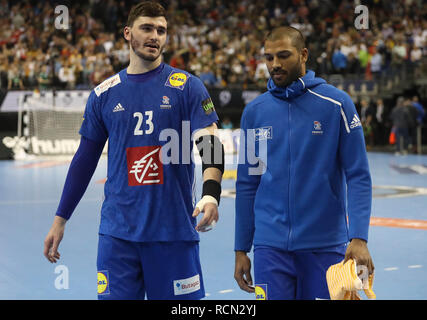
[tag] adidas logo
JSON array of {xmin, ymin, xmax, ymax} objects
[
  {"xmin": 350, "ymin": 114, "xmax": 361, "ymax": 129},
  {"xmin": 113, "ymin": 103, "xmax": 125, "ymax": 112}
]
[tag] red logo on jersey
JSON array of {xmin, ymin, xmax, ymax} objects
[{"xmin": 126, "ymin": 146, "xmax": 163, "ymax": 186}]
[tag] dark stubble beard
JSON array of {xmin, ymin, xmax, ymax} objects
[
  {"xmin": 271, "ymin": 55, "xmax": 303, "ymax": 88},
  {"xmin": 130, "ymin": 32, "xmax": 164, "ymax": 62}
]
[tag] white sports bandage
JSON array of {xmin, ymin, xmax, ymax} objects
[
  {"xmin": 195, "ymin": 195, "xmax": 218, "ymax": 232},
  {"xmin": 195, "ymin": 195, "xmax": 218, "ymax": 210}
]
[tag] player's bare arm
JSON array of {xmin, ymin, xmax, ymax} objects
[
  {"xmin": 192, "ymin": 122, "xmax": 224, "ymax": 232},
  {"xmin": 44, "ymin": 216, "xmax": 66, "ymax": 263},
  {"xmin": 234, "ymin": 251, "xmax": 255, "ymax": 293}
]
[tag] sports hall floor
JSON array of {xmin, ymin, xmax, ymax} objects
[{"xmin": 0, "ymin": 152, "xmax": 426, "ymax": 300}]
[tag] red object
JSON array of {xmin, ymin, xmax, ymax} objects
[
  {"xmin": 389, "ymin": 131, "xmax": 396, "ymax": 145},
  {"xmin": 126, "ymin": 146, "xmax": 164, "ymax": 186}
]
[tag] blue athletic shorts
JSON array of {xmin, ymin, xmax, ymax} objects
[
  {"xmin": 97, "ymin": 233, "xmax": 205, "ymax": 300},
  {"xmin": 253, "ymin": 245, "xmax": 346, "ymax": 300}
]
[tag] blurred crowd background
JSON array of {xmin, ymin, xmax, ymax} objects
[{"xmin": 0, "ymin": 0, "xmax": 426, "ymax": 150}]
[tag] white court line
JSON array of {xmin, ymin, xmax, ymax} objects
[
  {"xmin": 384, "ymin": 267, "xmax": 399, "ymax": 271},
  {"xmin": 218, "ymin": 289, "xmax": 234, "ymax": 294},
  {"xmin": 384, "ymin": 265, "xmax": 424, "ymax": 271}
]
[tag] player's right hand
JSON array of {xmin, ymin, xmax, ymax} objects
[
  {"xmin": 43, "ymin": 216, "xmax": 66, "ymax": 263},
  {"xmin": 193, "ymin": 195, "xmax": 219, "ymax": 232},
  {"xmin": 234, "ymin": 251, "xmax": 255, "ymax": 293}
]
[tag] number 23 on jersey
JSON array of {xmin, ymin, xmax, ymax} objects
[{"xmin": 133, "ymin": 111, "xmax": 154, "ymax": 135}]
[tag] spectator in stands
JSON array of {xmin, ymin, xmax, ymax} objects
[
  {"xmin": 242, "ymin": 68, "xmax": 257, "ymax": 89},
  {"xmin": 391, "ymin": 39, "xmax": 407, "ymax": 67},
  {"xmin": 0, "ymin": 58, "xmax": 7, "ymax": 89},
  {"xmin": 316, "ymin": 51, "xmax": 332, "ymax": 76},
  {"xmin": 7, "ymin": 62, "xmax": 24, "ymax": 90},
  {"xmin": 37, "ymin": 65, "xmax": 52, "ymax": 90},
  {"xmin": 374, "ymin": 98, "xmax": 386, "ymax": 145},
  {"xmin": 255, "ymin": 60, "xmax": 269, "ymax": 84},
  {"xmin": 254, "ymin": 66, "xmax": 268, "ymax": 88},
  {"xmin": 359, "ymin": 98, "xmax": 375, "ymax": 124},
  {"xmin": 357, "ymin": 43, "xmax": 370, "ymax": 78},
  {"xmin": 340, "ymin": 38, "xmax": 357, "ymax": 59},
  {"xmin": 0, "ymin": 0, "xmax": 9, "ymax": 18},
  {"xmin": 199, "ymin": 65, "xmax": 217, "ymax": 86},
  {"xmin": 188, "ymin": 54, "xmax": 202, "ymax": 76},
  {"xmin": 405, "ymin": 98, "xmax": 418, "ymax": 152},
  {"xmin": 332, "ymin": 45, "xmax": 347, "ymax": 74},
  {"xmin": 221, "ymin": 117, "xmax": 233, "ymax": 129},
  {"xmin": 410, "ymin": 44, "xmax": 423, "ymax": 70},
  {"xmin": 359, "ymin": 98, "xmax": 375, "ymax": 148},
  {"xmin": 363, "ymin": 113, "xmax": 374, "ymax": 150},
  {"xmin": 169, "ymin": 52, "xmax": 186, "ymax": 69},
  {"xmin": 390, "ymin": 97, "xmax": 412, "ymax": 155},
  {"xmin": 0, "ymin": 0, "xmax": 425, "ymax": 104},
  {"xmin": 412, "ymin": 96, "xmax": 426, "ymax": 126},
  {"xmin": 411, "ymin": 95, "xmax": 425, "ymax": 153},
  {"xmin": 213, "ymin": 66, "xmax": 226, "ymax": 88},
  {"xmin": 346, "ymin": 52, "xmax": 361, "ymax": 76},
  {"xmin": 370, "ymin": 47, "xmax": 382, "ymax": 80},
  {"xmin": 57, "ymin": 61, "xmax": 75, "ymax": 89},
  {"xmin": 22, "ymin": 58, "xmax": 37, "ymax": 88},
  {"xmin": 10, "ymin": 4, "xmax": 24, "ymax": 29}
]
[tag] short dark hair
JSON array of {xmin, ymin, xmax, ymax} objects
[
  {"xmin": 265, "ymin": 26, "xmax": 306, "ymax": 51},
  {"xmin": 127, "ymin": 1, "xmax": 167, "ymax": 27}
]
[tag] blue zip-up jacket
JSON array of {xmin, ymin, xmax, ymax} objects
[{"xmin": 235, "ymin": 70, "xmax": 372, "ymax": 252}]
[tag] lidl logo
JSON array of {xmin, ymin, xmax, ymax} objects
[
  {"xmin": 97, "ymin": 271, "xmax": 110, "ymax": 295},
  {"xmin": 166, "ymin": 72, "xmax": 188, "ymax": 90},
  {"xmin": 255, "ymin": 284, "xmax": 267, "ymax": 300}
]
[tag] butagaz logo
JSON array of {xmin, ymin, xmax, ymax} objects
[
  {"xmin": 126, "ymin": 146, "xmax": 163, "ymax": 186},
  {"xmin": 113, "ymin": 103, "xmax": 125, "ymax": 112},
  {"xmin": 173, "ymin": 274, "xmax": 201, "ymax": 296},
  {"xmin": 202, "ymin": 98, "xmax": 215, "ymax": 115},
  {"xmin": 160, "ymin": 96, "xmax": 171, "ymax": 109},
  {"xmin": 350, "ymin": 114, "xmax": 362, "ymax": 129},
  {"xmin": 312, "ymin": 121, "xmax": 323, "ymax": 135},
  {"xmin": 254, "ymin": 127, "xmax": 272, "ymax": 141}
]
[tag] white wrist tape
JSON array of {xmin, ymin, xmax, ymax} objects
[{"xmin": 195, "ymin": 195, "xmax": 218, "ymax": 211}]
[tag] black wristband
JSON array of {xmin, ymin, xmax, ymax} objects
[{"xmin": 202, "ymin": 179, "xmax": 222, "ymax": 205}]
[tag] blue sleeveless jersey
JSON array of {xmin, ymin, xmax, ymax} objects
[{"xmin": 80, "ymin": 63, "xmax": 218, "ymax": 242}]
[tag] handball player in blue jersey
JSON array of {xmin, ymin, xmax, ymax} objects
[
  {"xmin": 234, "ymin": 26, "xmax": 374, "ymax": 300},
  {"xmin": 43, "ymin": 2, "xmax": 224, "ymax": 300}
]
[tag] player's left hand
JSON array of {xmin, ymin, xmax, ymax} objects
[
  {"xmin": 344, "ymin": 238, "xmax": 375, "ymax": 275},
  {"xmin": 192, "ymin": 197, "xmax": 219, "ymax": 232}
]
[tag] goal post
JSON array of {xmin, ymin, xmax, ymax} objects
[{"xmin": 16, "ymin": 90, "xmax": 100, "ymax": 158}]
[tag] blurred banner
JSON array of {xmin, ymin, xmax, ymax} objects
[{"xmin": 0, "ymin": 89, "xmax": 262, "ymax": 113}]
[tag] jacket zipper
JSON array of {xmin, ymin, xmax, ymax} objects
[{"xmin": 287, "ymin": 102, "xmax": 292, "ymax": 251}]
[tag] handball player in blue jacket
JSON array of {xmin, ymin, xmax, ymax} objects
[{"xmin": 234, "ymin": 26, "xmax": 374, "ymax": 300}]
